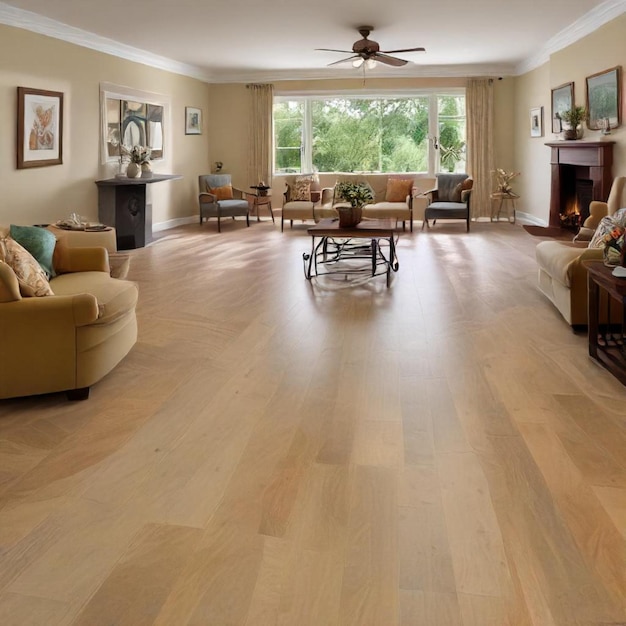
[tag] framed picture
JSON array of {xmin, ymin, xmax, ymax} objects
[
  {"xmin": 530, "ymin": 106, "xmax": 543, "ymax": 137},
  {"xmin": 586, "ymin": 66, "xmax": 621, "ymax": 130},
  {"xmin": 551, "ymin": 82, "xmax": 574, "ymax": 133},
  {"xmin": 185, "ymin": 107, "xmax": 202, "ymax": 135},
  {"xmin": 17, "ymin": 87, "xmax": 63, "ymax": 168}
]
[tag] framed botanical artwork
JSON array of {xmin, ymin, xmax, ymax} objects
[
  {"xmin": 530, "ymin": 106, "xmax": 543, "ymax": 137},
  {"xmin": 586, "ymin": 66, "xmax": 621, "ymax": 130},
  {"xmin": 185, "ymin": 107, "xmax": 202, "ymax": 135},
  {"xmin": 17, "ymin": 87, "xmax": 63, "ymax": 168},
  {"xmin": 551, "ymin": 82, "xmax": 574, "ymax": 133}
]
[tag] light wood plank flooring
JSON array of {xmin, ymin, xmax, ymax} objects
[{"xmin": 1, "ymin": 218, "xmax": 625, "ymax": 625}]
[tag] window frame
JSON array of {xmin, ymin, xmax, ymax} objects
[{"xmin": 273, "ymin": 89, "xmax": 466, "ymax": 176}]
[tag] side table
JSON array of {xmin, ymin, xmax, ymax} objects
[
  {"xmin": 246, "ymin": 188, "xmax": 275, "ymax": 223},
  {"xmin": 490, "ymin": 192, "xmax": 518, "ymax": 223},
  {"xmin": 584, "ymin": 260, "xmax": 626, "ymax": 385}
]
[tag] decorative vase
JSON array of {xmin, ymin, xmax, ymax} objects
[
  {"xmin": 563, "ymin": 126, "xmax": 584, "ymax": 140},
  {"xmin": 337, "ymin": 205, "xmax": 363, "ymax": 228},
  {"xmin": 141, "ymin": 162, "xmax": 153, "ymax": 178},
  {"xmin": 126, "ymin": 162, "xmax": 141, "ymax": 178}
]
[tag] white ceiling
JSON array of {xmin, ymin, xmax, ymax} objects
[{"xmin": 1, "ymin": 0, "xmax": 625, "ymax": 82}]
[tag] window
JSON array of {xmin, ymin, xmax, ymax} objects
[{"xmin": 273, "ymin": 92, "xmax": 465, "ymax": 175}]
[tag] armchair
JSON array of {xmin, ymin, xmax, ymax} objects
[
  {"xmin": 198, "ymin": 174, "xmax": 250, "ymax": 232},
  {"xmin": 280, "ymin": 174, "xmax": 336, "ymax": 231},
  {"xmin": 423, "ymin": 173, "xmax": 473, "ymax": 232}
]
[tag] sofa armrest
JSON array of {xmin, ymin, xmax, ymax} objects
[
  {"xmin": 0, "ymin": 292, "xmax": 99, "ymax": 327},
  {"xmin": 0, "ymin": 261, "xmax": 21, "ymax": 302},
  {"xmin": 64, "ymin": 247, "xmax": 110, "ymax": 274},
  {"xmin": 320, "ymin": 187, "xmax": 335, "ymax": 207}
]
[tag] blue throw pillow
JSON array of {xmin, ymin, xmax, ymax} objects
[{"xmin": 9, "ymin": 225, "xmax": 57, "ymax": 278}]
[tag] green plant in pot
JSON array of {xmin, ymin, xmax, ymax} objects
[
  {"xmin": 559, "ymin": 106, "xmax": 586, "ymax": 140},
  {"xmin": 335, "ymin": 181, "xmax": 374, "ymax": 227}
]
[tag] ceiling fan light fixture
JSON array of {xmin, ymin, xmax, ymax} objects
[
  {"xmin": 352, "ymin": 57, "xmax": 364, "ymax": 68},
  {"xmin": 365, "ymin": 58, "xmax": 377, "ymax": 69}
]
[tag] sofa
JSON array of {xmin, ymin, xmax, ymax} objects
[
  {"xmin": 280, "ymin": 174, "xmax": 337, "ymax": 231},
  {"xmin": 329, "ymin": 173, "xmax": 419, "ymax": 231},
  {"xmin": 535, "ymin": 176, "xmax": 626, "ymax": 326},
  {"xmin": 0, "ymin": 225, "xmax": 138, "ymax": 400}
]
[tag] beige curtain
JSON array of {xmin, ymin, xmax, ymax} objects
[
  {"xmin": 466, "ymin": 78, "xmax": 495, "ymax": 220},
  {"xmin": 247, "ymin": 83, "xmax": 274, "ymax": 188}
]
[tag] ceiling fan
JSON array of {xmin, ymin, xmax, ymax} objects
[{"xmin": 316, "ymin": 26, "xmax": 425, "ymax": 68}]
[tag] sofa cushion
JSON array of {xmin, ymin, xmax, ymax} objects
[
  {"xmin": 386, "ymin": 178, "xmax": 413, "ymax": 202},
  {"xmin": 0, "ymin": 237, "xmax": 54, "ymax": 297},
  {"xmin": 293, "ymin": 177, "xmax": 312, "ymax": 201},
  {"xmin": 10, "ymin": 224, "xmax": 57, "ymax": 278},
  {"xmin": 589, "ymin": 211, "xmax": 626, "ymax": 248},
  {"xmin": 50, "ymin": 271, "xmax": 138, "ymax": 325}
]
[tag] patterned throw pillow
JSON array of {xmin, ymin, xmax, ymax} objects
[
  {"xmin": 0, "ymin": 237, "xmax": 54, "ymax": 297},
  {"xmin": 386, "ymin": 179, "xmax": 414, "ymax": 202},
  {"xmin": 208, "ymin": 184, "xmax": 234, "ymax": 200},
  {"xmin": 10, "ymin": 224, "xmax": 57, "ymax": 278},
  {"xmin": 293, "ymin": 176, "xmax": 312, "ymax": 201},
  {"xmin": 588, "ymin": 210, "xmax": 626, "ymax": 248}
]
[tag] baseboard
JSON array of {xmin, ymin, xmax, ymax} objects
[
  {"xmin": 515, "ymin": 211, "xmax": 548, "ymax": 226},
  {"xmin": 152, "ymin": 215, "xmax": 197, "ymax": 232}
]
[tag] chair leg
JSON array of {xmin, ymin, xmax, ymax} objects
[
  {"xmin": 290, "ymin": 220, "xmax": 293, "ymax": 229},
  {"xmin": 410, "ymin": 219, "xmax": 413, "ymax": 233},
  {"xmin": 281, "ymin": 216, "xmax": 284, "ymax": 232},
  {"xmin": 467, "ymin": 216, "xmax": 470, "ymax": 232},
  {"xmin": 402, "ymin": 221, "xmax": 406, "ymax": 232},
  {"xmin": 246, "ymin": 213, "xmax": 250, "ymax": 227},
  {"xmin": 217, "ymin": 216, "xmax": 221, "ymax": 233}
]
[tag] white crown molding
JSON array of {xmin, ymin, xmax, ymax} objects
[
  {"xmin": 209, "ymin": 63, "xmax": 515, "ymax": 84},
  {"xmin": 0, "ymin": 1, "xmax": 213, "ymax": 81},
  {"xmin": 515, "ymin": 0, "xmax": 626, "ymax": 75},
  {"xmin": 1, "ymin": 0, "xmax": 625, "ymax": 84}
]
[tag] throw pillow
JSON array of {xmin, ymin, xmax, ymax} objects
[
  {"xmin": 209, "ymin": 184, "xmax": 234, "ymax": 200},
  {"xmin": 9, "ymin": 224, "xmax": 57, "ymax": 278},
  {"xmin": 386, "ymin": 179, "xmax": 414, "ymax": 203},
  {"xmin": 0, "ymin": 237, "xmax": 54, "ymax": 297},
  {"xmin": 293, "ymin": 177, "xmax": 312, "ymax": 201}
]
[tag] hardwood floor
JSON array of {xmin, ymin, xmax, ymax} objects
[{"xmin": 0, "ymin": 218, "xmax": 625, "ymax": 625}]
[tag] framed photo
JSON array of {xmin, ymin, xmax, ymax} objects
[
  {"xmin": 586, "ymin": 66, "xmax": 621, "ymax": 130},
  {"xmin": 551, "ymin": 82, "xmax": 574, "ymax": 133},
  {"xmin": 17, "ymin": 87, "xmax": 63, "ymax": 168},
  {"xmin": 530, "ymin": 106, "xmax": 543, "ymax": 137},
  {"xmin": 185, "ymin": 107, "xmax": 202, "ymax": 135}
]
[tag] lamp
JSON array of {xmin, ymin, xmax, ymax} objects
[
  {"xmin": 352, "ymin": 57, "xmax": 364, "ymax": 68},
  {"xmin": 365, "ymin": 58, "xmax": 377, "ymax": 70}
]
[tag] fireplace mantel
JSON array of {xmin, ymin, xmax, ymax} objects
[{"xmin": 545, "ymin": 140, "xmax": 615, "ymax": 227}]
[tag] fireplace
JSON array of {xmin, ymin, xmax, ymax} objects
[{"xmin": 546, "ymin": 141, "xmax": 614, "ymax": 229}]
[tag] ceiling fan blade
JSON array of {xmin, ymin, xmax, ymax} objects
[
  {"xmin": 327, "ymin": 55, "xmax": 361, "ymax": 66},
  {"xmin": 372, "ymin": 53, "xmax": 408, "ymax": 67},
  {"xmin": 315, "ymin": 48, "xmax": 353, "ymax": 53},
  {"xmin": 380, "ymin": 47, "xmax": 426, "ymax": 54}
]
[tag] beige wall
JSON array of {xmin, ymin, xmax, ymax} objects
[
  {"xmin": 514, "ymin": 13, "xmax": 626, "ymax": 223},
  {"xmin": 0, "ymin": 24, "xmax": 210, "ymax": 229}
]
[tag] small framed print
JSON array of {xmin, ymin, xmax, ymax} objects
[
  {"xmin": 185, "ymin": 106, "xmax": 202, "ymax": 135},
  {"xmin": 17, "ymin": 87, "xmax": 64, "ymax": 168},
  {"xmin": 551, "ymin": 81, "xmax": 574, "ymax": 129},
  {"xmin": 530, "ymin": 106, "xmax": 543, "ymax": 137}
]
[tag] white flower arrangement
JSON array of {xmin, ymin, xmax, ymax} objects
[{"xmin": 121, "ymin": 144, "xmax": 152, "ymax": 164}]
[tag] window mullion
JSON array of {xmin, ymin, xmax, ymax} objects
[
  {"xmin": 428, "ymin": 94, "xmax": 438, "ymax": 176},
  {"xmin": 303, "ymin": 100, "xmax": 313, "ymax": 173}
]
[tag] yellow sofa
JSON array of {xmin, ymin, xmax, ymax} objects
[{"xmin": 0, "ymin": 228, "xmax": 138, "ymax": 400}]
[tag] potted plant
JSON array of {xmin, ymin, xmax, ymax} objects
[
  {"xmin": 559, "ymin": 106, "xmax": 586, "ymax": 140},
  {"xmin": 335, "ymin": 181, "xmax": 374, "ymax": 227}
]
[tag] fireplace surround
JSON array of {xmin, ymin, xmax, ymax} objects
[{"xmin": 545, "ymin": 141, "xmax": 614, "ymax": 228}]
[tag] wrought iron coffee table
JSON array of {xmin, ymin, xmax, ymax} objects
[{"xmin": 303, "ymin": 218, "xmax": 399, "ymax": 287}]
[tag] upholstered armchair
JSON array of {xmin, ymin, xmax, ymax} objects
[
  {"xmin": 198, "ymin": 174, "xmax": 250, "ymax": 232},
  {"xmin": 423, "ymin": 173, "xmax": 473, "ymax": 232},
  {"xmin": 281, "ymin": 174, "xmax": 336, "ymax": 231}
]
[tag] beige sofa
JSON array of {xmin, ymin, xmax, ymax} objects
[
  {"xmin": 277, "ymin": 173, "xmax": 435, "ymax": 232},
  {"xmin": 535, "ymin": 176, "xmax": 626, "ymax": 326},
  {"xmin": 0, "ymin": 226, "xmax": 138, "ymax": 400}
]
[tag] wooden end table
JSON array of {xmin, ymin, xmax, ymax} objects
[{"xmin": 584, "ymin": 260, "xmax": 626, "ymax": 386}]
